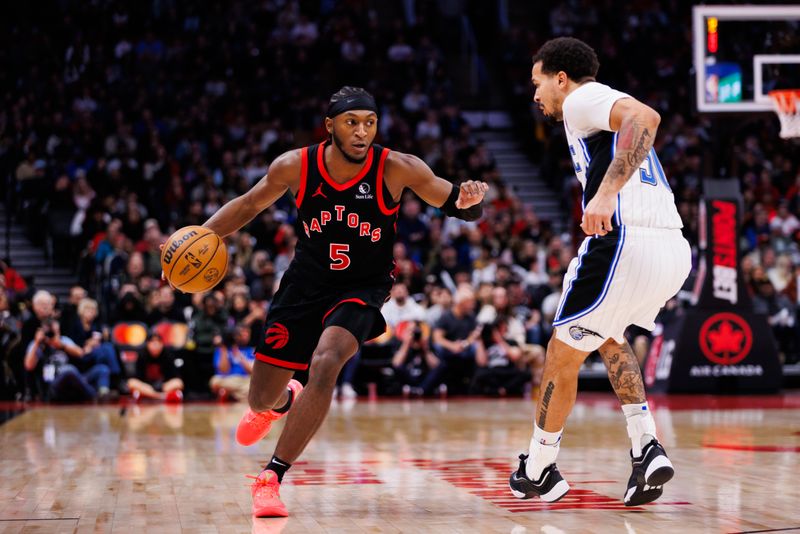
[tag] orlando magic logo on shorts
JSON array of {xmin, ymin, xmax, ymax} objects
[{"xmin": 569, "ymin": 325, "xmax": 604, "ymax": 341}]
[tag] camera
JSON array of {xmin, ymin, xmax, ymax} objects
[
  {"xmin": 480, "ymin": 322, "xmax": 496, "ymax": 345},
  {"xmin": 42, "ymin": 320, "xmax": 56, "ymax": 339},
  {"xmin": 412, "ymin": 327, "xmax": 423, "ymax": 341}
]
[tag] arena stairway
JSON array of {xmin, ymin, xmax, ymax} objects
[
  {"xmin": 480, "ymin": 129, "xmax": 565, "ymax": 231},
  {"xmin": 463, "ymin": 112, "xmax": 566, "ymax": 233},
  {"xmin": 0, "ymin": 203, "xmax": 76, "ymax": 302}
]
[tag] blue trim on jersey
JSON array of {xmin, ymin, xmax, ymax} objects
[
  {"xmin": 553, "ymin": 225, "xmax": 627, "ymax": 326},
  {"xmin": 611, "ymin": 132, "xmax": 622, "ymax": 226},
  {"xmin": 554, "ymin": 237, "xmax": 592, "ymax": 321},
  {"xmin": 578, "ymin": 138, "xmax": 592, "ymax": 163},
  {"xmin": 651, "ymin": 148, "xmax": 672, "ymax": 191}
]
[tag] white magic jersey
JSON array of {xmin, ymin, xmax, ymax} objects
[{"xmin": 563, "ymin": 82, "xmax": 683, "ymax": 230}]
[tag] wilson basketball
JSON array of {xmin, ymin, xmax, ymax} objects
[{"xmin": 160, "ymin": 226, "xmax": 228, "ymax": 293}]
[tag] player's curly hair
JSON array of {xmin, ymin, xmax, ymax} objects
[{"xmin": 532, "ymin": 37, "xmax": 599, "ymax": 82}]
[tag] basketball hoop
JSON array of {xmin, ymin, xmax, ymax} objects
[{"xmin": 768, "ymin": 89, "xmax": 800, "ymax": 139}]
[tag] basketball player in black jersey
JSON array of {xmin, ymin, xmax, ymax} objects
[{"xmin": 200, "ymin": 87, "xmax": 487, "ymax": 517}]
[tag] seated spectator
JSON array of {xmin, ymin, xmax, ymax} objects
[
  {"xmin": 226, "ymin": 290, "xmax": 266, "ymax": 343},
  {"xmin": 189, "ymin": 294, "xmax": 228, "ymax": 395},
  {"xmin": 127, "ymin": 333, "xmax": 184, "ymax": 402},
  {"xmin": 752, "ymin": 275, "xmax": 797, "ymax": 362},
  {"xmin": 425, "ymin": 286, "xmax": 452, "ymax": 326},
  {"xmin": 392, "ymin": 321, "xmax": 444, "ymax": 396},
  {"xmin": 209, "ymin": 325, "xmax": 255, "ymax": 402},
  {"xmin": 59, "ymin": 285, "xmax": 88, "ymax": 335},
  {"xmin": 432, "ymin": 285, "xmax": 481, "ymax": 393},
  {"xmin": 382, "ymin": 282, "xmax": 426, "ymax": 328},
  {"xmin": 111, "ymin": 284, "xmax": 148, "ymax": 324},
  {"xmin": 68, "ymin": 298, "xmax": 122, "ymax": 389},
  {"xmin": 471, "ymin": 319, "xmax": 531, "ymax": 396},
  {"xmin": 0, "ymin": 259, "xmax": 28, "ymax": 300},
  {"xmin": 24, "ymin": 319, "xmax": 110, "ymax": 402},
  {"xmin": 1, "ymin": 293, "xmax": 21, "ymax": 399},
  {"xmin": 147, "ymin": 285, "xmax": 185, "ymax": 323}
]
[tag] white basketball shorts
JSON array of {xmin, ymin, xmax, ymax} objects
[{"xmin": 552, "ymin": 226, "xmax": 691, "ymax": 352}]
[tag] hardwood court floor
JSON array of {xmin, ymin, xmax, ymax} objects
[{"xmin": 1, "ymin": 393, "xmax": 799, "ymax": 534}]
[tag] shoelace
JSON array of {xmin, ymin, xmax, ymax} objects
[
  {"xmin": 246, "ymin": 410, "xmax": 272, "ymax": 428},
  {"xmin": 245, "ymin": 474, "xmax": 279, "ymax": 499}
]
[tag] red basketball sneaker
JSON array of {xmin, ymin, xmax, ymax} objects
[
  {"xmin": 248, "ymin": 470, "xmax": 288, "ymax": 517},
  {"xmin": 165, "ymin": 390, "xmax": 183, "ymax": 403},
  {"xmin": 236, "ymin": 379, "xmax": 303, "ymax": 446}
]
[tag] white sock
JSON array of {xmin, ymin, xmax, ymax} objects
[
  {"xmin": 622, "ymin": 402, "xmax": 657, "ymax": 457},
  {"xmin": 526, "ymin": 423, "xmax": 562, "ymax": 481}
]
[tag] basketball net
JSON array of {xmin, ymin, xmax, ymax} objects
[{"xmin": 768, "ymin": 89, "xmax": 800, "ymax": 139}]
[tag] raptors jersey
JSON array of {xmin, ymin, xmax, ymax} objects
[
  {"xmin": 563, "ymin": 82, "xmax": 683, "ymax": 230},
  {"xmin": 285, "ymin": 141, "xmax": 399, "ymax": 287}
]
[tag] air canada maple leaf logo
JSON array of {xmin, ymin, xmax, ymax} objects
[{"xmin": 698, "ymin": 312, "xmax": 752, "ymax": 365}]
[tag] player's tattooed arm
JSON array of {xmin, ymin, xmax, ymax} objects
[
  {"xmin": 598, "ymin": 340, "xmax": 647, "ymax": 405},
  {"xmin": 581, "ymin": 98, "xmax": 660, "ymax": 236},
  {"xmin": 202, "ymin": 149, "xmax": 301, "ymax": 237}
]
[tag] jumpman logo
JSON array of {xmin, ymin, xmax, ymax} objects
[{"xmin": 312, "ymin": 183, "xmax": 327, "ymax": 199}]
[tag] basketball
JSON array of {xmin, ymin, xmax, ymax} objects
[{"xmin": 160, "ymin": 226, "xmax": 228, "ymax": 293}]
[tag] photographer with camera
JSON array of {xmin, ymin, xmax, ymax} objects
[
  {"xmin": 470, "ymin": 317, "xmax": 532, "ymax": 396},
  {"xmin": 210, "ymin": 324, "xmax": 255, "ymax": 402},
  {"xmin": 24, "ymin": 319, "xmax": 111, "ymax": 402},
  {"xmin": 392, "ymin": 321, "xmax": 445, "ymax": 396}
]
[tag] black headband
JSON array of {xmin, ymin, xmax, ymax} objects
[{"xmin": 326, "ymin": 94, "xmax": 378, "ymax": 118}]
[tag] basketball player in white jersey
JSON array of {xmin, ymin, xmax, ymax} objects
[{"xmin": 509, "ymin": 37, "xmax": 691, "ymax": 506}]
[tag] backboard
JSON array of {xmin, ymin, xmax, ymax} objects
[{"xmin": 693, "ymin": 5, "xmax": 800, "ymax": 113}]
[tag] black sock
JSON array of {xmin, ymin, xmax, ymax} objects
[
  {"xmin": 272, "ymin": 386, "xmax": 294, "ymax": 414},
  {"xmin": 265, "ymin": 456, "xmax": 292, "ymax": 482}
]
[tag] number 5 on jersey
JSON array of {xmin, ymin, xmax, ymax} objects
[{"xmin": 329, "ymin": 243, "xmax": 351, "ymax": 270}]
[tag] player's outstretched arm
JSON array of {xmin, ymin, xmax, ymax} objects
[
  {"xmin": 202, "ymin": 149, "xmax": 301, "ymax": 237},
  {"xmin": 582, "ymin": 99, "xmax": 661, "ymax": 235},
  {"xmin": 386, "ymin": 152, "xmax": 488, "ymax": 221}
]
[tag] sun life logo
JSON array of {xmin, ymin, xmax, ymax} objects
[{"xmin": 356, "ymin": 182, "xmax": 373, "ymax": 199}]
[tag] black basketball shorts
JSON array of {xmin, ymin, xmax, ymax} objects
[{"xmin": 254, "ymin": 276, "xmax": 390, "ymax": 371}]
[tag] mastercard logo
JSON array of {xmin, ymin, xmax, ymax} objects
[{"xmin": 112, "ymin": 323, "xmax": 148, "ymax": 347}]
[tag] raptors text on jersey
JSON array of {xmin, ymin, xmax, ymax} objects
[{"xmin": 285, "ymin": 141, "xmax": 399, "ymax": 287}]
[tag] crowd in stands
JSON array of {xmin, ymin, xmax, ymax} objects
[{"xmin": 2, "ymin": 1, "xmax": 799, "ymax": 401}]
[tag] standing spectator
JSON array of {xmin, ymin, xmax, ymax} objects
[{"xmin": 210, "ymin": 324, "xmax": 255, "ymax": 402}]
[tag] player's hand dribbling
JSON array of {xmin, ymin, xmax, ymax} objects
[
  {"xmin": 581, "ymin": 192, "xmax": 616, "ymax": 236},
  {"xmin": 455, "ymin": 180, "xmax": 489, "ymax": 209}
]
